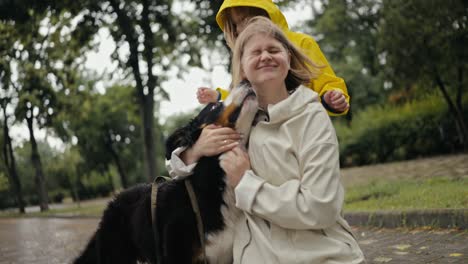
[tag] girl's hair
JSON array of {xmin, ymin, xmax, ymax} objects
[
  {"xmin": 231, "ymin": 16, "xmax": 321, "ymax": 91},
  {"xmin": 220, "ymin": 6, "xmax": 269, "ymax": 49}
]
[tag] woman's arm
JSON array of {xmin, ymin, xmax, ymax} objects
[
  {"xmin": 166, "ymin": 125, "xmax": 241, "ymax": 176},
  {"xmin": 234, "ymin": 142, "xmax": 343, "ymax": 230}
]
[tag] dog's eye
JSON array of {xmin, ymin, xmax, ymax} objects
[{"xmin": 210, "ymin": 102, "xmax": 222, "ymax": 111}]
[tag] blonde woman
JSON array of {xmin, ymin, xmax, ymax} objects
[{"xmin": 218, "ymin": 16, "xmax": 365, "ymax": 263}]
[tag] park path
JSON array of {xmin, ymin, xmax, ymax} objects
[
  {"xmin": 0, "ymin": 217, "xmax": 466, "ymax": 264},
  {"xmin": 1, "ymin": 154, "xmax": 467, "ymax": 263}
]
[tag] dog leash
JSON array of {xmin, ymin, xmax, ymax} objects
[
  {"xmin": 151, "ymin": 176, "xmax": 170, "ymax": 264},
  {"xmin": 151, "ymin": 176, "xmax": 208, "ymax": 264},
  {"xmin": 184, "ymin": 180, "xmax": 208, "ymax": 264}
]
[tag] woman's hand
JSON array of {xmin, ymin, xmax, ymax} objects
[
  {"xmin": 220, "ymin": 146, "xmax": 251, "ymax": 188},
  {"xmin": 181, "ymin": 124, "xmax": 240, "ymax": 164},
  {"xmin": 323, "ymin": 90, "xmax": 349, "ymax": 113},
  {"xmin": 197, "ymin": 87, "xmax": 220, "ymax": 104}
]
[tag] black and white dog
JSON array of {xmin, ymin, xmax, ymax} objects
[{"xmin": 74, "ymin": 83, "xmax": 258, "ymax": 264}]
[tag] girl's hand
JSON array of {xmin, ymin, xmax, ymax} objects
[
  {"xmin": 220, "ymin": 146, "xmax": 251, "ymax": 188},
  {"xmin": 181, "ymin": 124, "xmax": 240, "ymax": 164},
  {"xmin": 197, "ymin": 87, "xmax": 220, "ymax": 104},
  {"xmin": 323, "ymin": 90, "xmax": 349, "ymax": 113}
]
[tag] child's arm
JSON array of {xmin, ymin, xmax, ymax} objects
[
  {"xmin": 293, "ymin": 32, "xmax": 350, "ymax": 116},
  {"xmin": 196, "ymin": 87, "xmax": 230, "ymax": 104},
  {"xmin": 197, "ymin": 87, "xmax": 219, "ymax": 104}
]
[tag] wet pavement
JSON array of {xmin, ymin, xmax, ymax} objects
[
  {"xmin": 0, "ymin": 218, "xmax": 466, "ymax": 264},
  {"xmin": 0, "ymin": 218, "xmax": 96, "ymax": 264}
]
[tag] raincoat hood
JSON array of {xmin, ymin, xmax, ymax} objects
[{"xmin": 216, "ymin": 0, "xmax": 289, "ymax": 32}]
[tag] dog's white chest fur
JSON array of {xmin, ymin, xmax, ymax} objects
[{"xmin": 204, "ymin": 183, "xmax": 242, "ymax": 264}]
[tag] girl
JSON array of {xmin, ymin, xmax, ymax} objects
[{"xmin": 197, "ymin": 0, "xmax": 349, "ymax": 116}]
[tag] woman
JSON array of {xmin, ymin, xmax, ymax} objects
[
  {"xmin": 170, "ymin": 16, "xmax": 365, "ymax": 264},
  {"xmin": 197, "ymin": 0, "xmax": 350, "ymax": 116}
]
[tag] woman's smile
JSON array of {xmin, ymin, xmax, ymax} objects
[{"xmin": 242, "ymin": 34, "xmax": 290, "ymax": 86}]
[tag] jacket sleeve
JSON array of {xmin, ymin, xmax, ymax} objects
[
  {"xmin": 215, "ymin": 87, "xmax": 230, "ymax": 101},
  {"xmin": 234, "ymin": 141, "xmax": 344, "ymax": 230},
  {"xmin": 165, "ymin": 147, "xmax": 197, "ymax": 178},
  {"xmin": 297, "ymin": 34, "xmax": 350, "ymax": 116}
]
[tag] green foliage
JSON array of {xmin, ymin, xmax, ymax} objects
[
  {"xmin": 0, "ymin": 167, "xmax": 12, "ymax": 214},
  {"xmin": 79, "ymin": 170, "xmax": 113, "ymax": 199},
  {"xmin": 345, "ymin": 177, "xmax": 468, "ymax": 211},
  {"xmin": 0, "ymin": 173, "xmax": 9, "ymax": 192},
  {"xmin": 309, "ymin": 0, "xmax": 386, "ymax": 110},
  {"xmin": 336, "ymin": 93, "xmax": 468, "ymax": 167},
  {"xmin": 161, "ymin": 109, "xmax": 199, "ymax": 138},
  {"xmin": 379, "ymin": 0, "xmax": 467, "ymax": 87}
]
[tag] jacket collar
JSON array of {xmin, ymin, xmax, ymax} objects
[{"xmin": 264, "ymin": 85, "xmax": 318, "ymax": 124}]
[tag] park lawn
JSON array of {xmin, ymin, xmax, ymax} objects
[
  {"xmin": 1, "ymin": 177, "xmax": 466, "ymax": 218},
  {"xmin": 344, "ymin": 176, "xmax": 468, "ymax": 211},
  {"xmin": 0, "ymin": 203, "xmax": 106, "ymax": 218}
]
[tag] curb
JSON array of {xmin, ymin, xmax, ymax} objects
[
  {"xmin": 344, "ymin": 208, "xmax": 468, "ymax": 229},
  {"xmin": 4, "ymin": 209, "xmax": 467, "ymax": 229}
]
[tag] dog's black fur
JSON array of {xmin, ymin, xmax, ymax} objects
[{"xmin": 74, "ymin": 85, "xmax": 257, "ymax": 264}]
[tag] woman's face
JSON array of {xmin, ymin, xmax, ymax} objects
[{"xmin": 241, "ymin": 34, "xmax": 290, "ymax": 87}]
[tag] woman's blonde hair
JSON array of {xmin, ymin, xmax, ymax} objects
[
  {"xmin": 231, "ymin": 16, "xmax": 321, "ymax": 91},
  {"xmin": 220, "ymin": 6, "xmax": 269, "ymax": 49}
]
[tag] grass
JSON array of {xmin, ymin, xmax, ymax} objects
[
  {"xmin": 1, "ymin": 176, "xmax": 467, "ymax": 218},
  {"xmin": 344, "ymin": 177, "xmax": 468, "ymax": 212},
  {"xmin": 0, "ymin": 199, "xmax": 108, "ymax": 218}
]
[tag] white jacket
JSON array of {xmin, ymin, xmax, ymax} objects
[{"xmin": 232, "ymin": 86, "xmax": 364, "ymax": 263}]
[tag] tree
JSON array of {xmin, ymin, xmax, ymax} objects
[
  {"xmin": 61, "ymin": 83, "xmax": 143, "ymax": 189},
  {"xmin": 0, "ymin": 98, "xmax": 26, "ymax": 213},
  {"xmin": 379, "ymin": 0, "xmax": 468, "ymax": 149},
  {"xmin": 0, "ymin": 22, "xmax": 27, "ymax": 213},
  {"xmin": 53, "ymin": 0, "xmax": 224, "ymax": 181},
  {"xmin": 308, "ymin": 0, "xmax": 385, "ymax": 112},
  {"xmin": 0, "ymin": 1, "xmax": 94, "ymax": 211}
]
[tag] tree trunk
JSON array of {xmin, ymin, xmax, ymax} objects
[
  {"xmin": 2, "ymin": 108, "xmax": 25, "ymax": 213},
  {"xmin": 140, "ymin": 0, "xmax": 160, "ymax": 181},
  {"xmin": 434, "ymin": 72, "xmax": 468, "ymax": 151},
  {"xmin": 105, "ymin": 133, "xmax": 128, "ymax": 188},
  {"xmin": 26, "ymin": 116, "xmax": 49, "ymax": 211},
  {"xmin": 110, "ymin": 0, "xmax": 158, "ymax": 182},
  {"xmin": 456, "ymin": 65, "xmax": 463, "ymax": 113},
  {"xmin": 141, "ymin": 95, "xmax": 158, "ymax": 182},
  {"xmin": 70, "ymin": 179, "xmax": 80, "ymax": 208}
]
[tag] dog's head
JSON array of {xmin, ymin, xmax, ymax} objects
[{"xmin": 165, "ymin": 82, "xmax": 258, "ymax": 159}]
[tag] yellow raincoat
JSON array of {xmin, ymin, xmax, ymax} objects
[{"xmin": 216, "ymin": 0, "xmax": 350, "ymax": 116}]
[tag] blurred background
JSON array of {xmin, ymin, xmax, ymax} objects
[{"xmin": 0, "ymin": 0, "xmax": 466, "ymax": 213}]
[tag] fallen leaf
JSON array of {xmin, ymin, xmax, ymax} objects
[
  {"xmin": 449, "ymin": 253, "xmax": 463, "ymax": 257},
  {"xmin": 393, "ymin": 244, "xmax": 411, "ymax": 250},
  {"xmin": 394, "ymin": 251, "xmax": 409, "ymax": 255},
  {"xmin": 373, "ymin": 256, "xmax": 392, "ymax": 263},
  {"xmin": 359, "ymin": 239, "xmax": 378, "ymax": 245}
]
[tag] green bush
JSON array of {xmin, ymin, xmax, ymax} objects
[
  {"xmin": 78, "ymin": 171, "xmax": 114, "ymax": 199},
  {"xmin": 336, "ymin": 93, "xmax": 467, "ymax": 167}
]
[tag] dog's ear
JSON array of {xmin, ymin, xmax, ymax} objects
[{"xmin": 197, "ymin": 102, "xmax": 224, "ymax": 125}]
